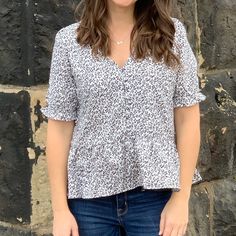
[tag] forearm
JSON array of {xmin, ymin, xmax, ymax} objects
[
  {"xmin": 45, "ymin": 120, "xmax": 74, "ymax": 214},
  {"xmin": 172, "ymin": 117, "xmax": 201, "ymax": 200}
]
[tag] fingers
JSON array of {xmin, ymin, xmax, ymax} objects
[
  {"xmin": 159, "ymin": 213, "xmax": 165, "ymax": 235},
  {"xmin": 170, "ymin": 227, "xmax": 179, "ymax": 236},
  {"xmin": 71, "ymin": 225, "xmax": 79, "ymax": 236},
  {"xmin": 159, "ymin": 214, "xmax": 174, "ymax": 236},
  {"xmin": 54, "ymin": 226, "xmax": 79, "ymax": 236},
  {"xmin": 161, "ymin": 220, "xmax": 173, "ymax": 236},
  {"xmin": 52, "ymin": 215, "xmax": 79, "ymax": 236},
  {"xmin": 175, "ymin": 225, "xmax": 187, "ymax": 236},
  {"xmin": 159, "ymin": 216, "xmax": 188, "ymax": 236},
  {"xmin": 177, "ymin": 223, "xmax": 187, "ymax": 236},
  {"xmin": 180, "ymin": 224, "xmax": 187, "ymax": 235}
]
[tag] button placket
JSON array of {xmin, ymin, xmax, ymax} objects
[
  {"xmin": 123, "ymin": 76, "xmax": 133, "ymax": 149},
  {"xmin": 119, "ymin": 68, "xmax": 135, "ymax": 190}
]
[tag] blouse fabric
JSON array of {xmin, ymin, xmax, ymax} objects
[{"xmin": 41, "ymin": 17, "xmax": 206, "ymax": 199}]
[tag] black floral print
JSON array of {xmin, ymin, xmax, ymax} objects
[{"xmin": 41, "ymin": 17, "xmax": 206, "ymax": 199}]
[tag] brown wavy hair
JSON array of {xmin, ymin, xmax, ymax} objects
[{"xmin": 74, "ymin": 0, "xmax": 180, "ymax": 69}]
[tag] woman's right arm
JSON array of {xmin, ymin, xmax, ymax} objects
[
  {"xmin": 40, "ymin": 27, "xmax": 80, "ymax": 235},
  {"xmin": 46, "ymin": 119, "xmax": 74, "ymax": 213},
  {"xmin": 46, "ymin": 119, "xmax": 79, "ymax": 236}
]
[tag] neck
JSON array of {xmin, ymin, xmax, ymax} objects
[{"xmin": 107, "ymin": 1, "xmax": 136, "ymax": 28}]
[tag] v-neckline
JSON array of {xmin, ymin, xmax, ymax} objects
[
  {"xmin": 106, "ymin": 55, "xmax": 132, "ymax": 71},
  {"xmin": 88, "ymin": 45, "xmax": 134, "ymax": 71}
]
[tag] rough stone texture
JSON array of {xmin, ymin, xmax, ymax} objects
[
  {"xmin": 187, "ymin": 184, "xmax": 211, "ymax": 236},
  {"xmin": 0, "ymin": 91, "xmax": 32, "ymax": 224},
  {"xmin": 174, "ymin": 0, "xmax": 198, "ymax": 53},
  {"xmin": 0, "ymin": 0, "xmax": 236, "ymax": 235},
  {"xmin": 0, "ymin": 85, "xmax": 53, "ymax": 236},
  {"xmin": 212, "ymin": 178, "xmax": 236, "ymax": 236},
  {"xmin": 197, "ymin": 0, "xmax": 236, "ymax": 70},
  {"xmin": 199, "ymin": 70, "xmax": 236, "ymax": 180},
  {"xmin": 0, "ymin": 225, "xmax": 36, "ymax": 236},
  {"xmin": 33, "ymin": 0, "xmax": 80, "ymax": 84},
  {"xmin": 29, "ymin": 87, "xmax": 53, "ymax": 235},
  {"xmin": 0, "ymin": 0, "xmax": 24, "ymax": 85}
]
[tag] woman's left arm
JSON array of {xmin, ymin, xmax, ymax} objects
[
  {"xmin": 172, "ymin": 104, "xmax": 202, "ymax": 201},
  {"xmin": 159, "ymin": 105, "xmax": 202, "ymax": 236},
  {"xmin": 159, "ymin": 18, "xmax": 206, "ymax": 236}
]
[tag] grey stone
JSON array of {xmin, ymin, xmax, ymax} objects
[
  {"xmin": 199, "ymin": 70, "xmax": 236, "ymax": 180},
  {"xmin": 197, "ymin": 0, "xmax": 236, "ymax": 69},
  {"xmin": 187, "ymin": 185, "xmax": 211, "ymax": 236},
  {"xmin": 0, "ymin": 0, "xmax": 24, "ymax": 85},
  {"xmin": 34, "ymin": 0, "xmax": 80, "ymax": 84},
  {"xmin": 0, "ymin": 1, "xmax": 236, "ymax": 235},
  {"xmin": 174, "ymin": 0, "xmax": 198, "ymax": 53},
  {"xmin": 212, "ymin": 178, "xmax": 236, "ymax": 236},
  {"xmin": 0, "ymin": 91, "xmax": 32, "ymax": 224},
  {"xmin": 0, "ymin": 225, "xmax": 37, "ymax": 236}
]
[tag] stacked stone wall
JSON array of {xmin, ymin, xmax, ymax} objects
[{"xmin": 0, "ymin": 1, "xmax": 235, "ymax": 235}]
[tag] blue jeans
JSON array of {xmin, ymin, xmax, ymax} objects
[{"xmin": 67, "ymin": 186, "xmax": 172, "ymax": 236}]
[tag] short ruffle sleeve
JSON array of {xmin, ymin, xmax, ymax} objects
[
  {"xmin": 173, "ymin": 19, "xmax": 206, "ymax": 107},
  {"xmin": 41, "ymin": 29, "xmax": 78, "ymax": 121}
]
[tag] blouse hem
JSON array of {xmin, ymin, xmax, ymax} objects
[
  {"xmin": 66, "ymin": 179, "xmax": 203, "ymax": 199},
  {"xmin": 173, "ymin": 92, "xmax": 206, "ymax": 108},
  {"xmin": 41, "ymin": 107, "xmax": 77, "ymax": 121}
]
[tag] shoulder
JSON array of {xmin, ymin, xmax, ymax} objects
[
  {"xmin": 58, "ymin": 21, "xmax": 80, "ymax": 35},
  {"xmin": 54, "ymin": 21, "xmax": 81, "ymax": 45},
  {"xmin": 170, "ymin": 17, "xmax": 188, "ymax": 41},
  {"xmin": 170, "ymin": 17, "xmax": 189, "ymax": 48},
  {"xmin": 171, "ymin": 17, "xmax": 186, "ymax": 32}
]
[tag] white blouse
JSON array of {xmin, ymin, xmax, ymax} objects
[{"xmin": 41, "ymin": 17, "xmax": 206, "ymax": 199}]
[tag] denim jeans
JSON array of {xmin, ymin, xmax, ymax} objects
[{"xmin": 67, "ymin": 186, "xmax": 172, "ymax": 236}]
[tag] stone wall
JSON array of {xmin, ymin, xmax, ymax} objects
[{"xmin": 0, "ymin": 0, "xmax": 235, "ymax": 235}]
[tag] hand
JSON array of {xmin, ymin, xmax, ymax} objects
[
  {"xmin": 159, "ymin": 194, "xmax": 189, "ymax": 236},
  {"xmin": 52, "ymin": 209, "xmax": 79, "ymax": 236}
]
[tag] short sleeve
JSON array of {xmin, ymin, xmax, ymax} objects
[
  {"xmin": 41, "ymin": 29, "xmax": 78, "ymax": 121},
  {"xmin": 172, "ymin": 19, "xmax": 206, "ymax": 107}
]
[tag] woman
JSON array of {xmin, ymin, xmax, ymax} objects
[{"xmin": 41, "ymin": 0, "xmax": 206, "ymax": 235}]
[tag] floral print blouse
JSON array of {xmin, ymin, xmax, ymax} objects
[{"xmin": 41, "ymin": 17, "xmax": 206, "ymax": 199}]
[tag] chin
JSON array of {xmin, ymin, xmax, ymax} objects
[{"xmin": 111, "ymin": 0, "xmax": 136, "ymax": 7}]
